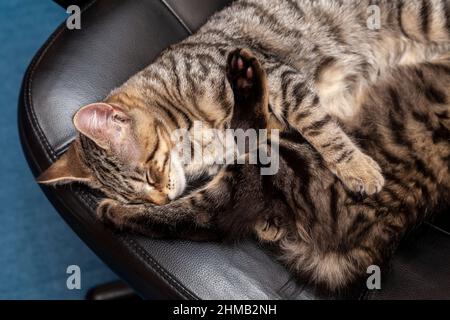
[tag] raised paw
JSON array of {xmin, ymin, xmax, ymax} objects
[
  {"xmin": 254, "ymin": 217, "xmax": 286, "ymax": 243},
  {"xmin": 226, "ymin": 48, "xmax": 267, "ymax": 98},
  {"xmin": 334, "ymin": 151, "xmax": 385, "ymax": 196},
  {"xmin": 226, "ymin": 48, "xmax": 269, "ymax": 125}
]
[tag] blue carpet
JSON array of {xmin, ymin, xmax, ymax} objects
[{"xmin": 0, "ymin": 0, "xmax": 118, "ymax": 299}]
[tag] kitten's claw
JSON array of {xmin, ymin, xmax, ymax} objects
[
  {"xmin": 334, "ymin": 152, "xmax": 385, "ymax": 196},
  {"xmin": 254, "ymin": 217, "xmax": 285, "ymax": 242}
]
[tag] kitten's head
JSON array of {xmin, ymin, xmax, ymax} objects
[{"xmin": 37, "ymin": 102, "xmax": 186, "ymax": 205}]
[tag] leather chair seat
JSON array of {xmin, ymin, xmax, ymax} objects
[{"xmin": 19, "ymin": 0, "xmax": 450, "ymax": 299}]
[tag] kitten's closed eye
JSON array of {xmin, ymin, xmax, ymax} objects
[{"xmin": 112, "ymin": 113, "xmax": 130, "ymax": 124}]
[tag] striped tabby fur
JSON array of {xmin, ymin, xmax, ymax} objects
[
  {"xmin": 38, "ymin": 0, "xmax": 450, "ymax": 290},
  {"xmin": 98, "ymin": 48, "xmax": 450, "ymax": 291},
  {"xmin": 41, "ymin": 0, "xmax": 450, "ymax": 203}
]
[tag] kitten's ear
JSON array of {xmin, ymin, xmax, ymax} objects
[
  {"xmin": 73, "ymin": 102, "xmax": 130, "ymax": 149},
  {"xmin": 37, "ymin": 143, "xmax": 92, "ymax": 185}
]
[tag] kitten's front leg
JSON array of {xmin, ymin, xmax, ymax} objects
[
  {"xmin": 290, "ymin": 99, "xmax": 384, "ymax": 195},
  {"xmin": 267, "ymin": 64, "xmax": 384, "ymax": 195},
  {"xmin": 97, "ymin": 196, "xmax": 211, "ymax": 231},
  {"xmin": 97, "ymin": 169, "xmax": 233, "ymax": 237},
  {"xmin": 97, "ymin": 198, "xmax": 218, "ymax": 241}
]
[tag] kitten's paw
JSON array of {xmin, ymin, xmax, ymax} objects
[
  {"xmin": 97, "ymin": 199, "xmax": 148, "ymax": 225},
  {"xmin": 335, "ymin": 152, "xmax": 384, "ymax": 195},
  {"xmin": 226, "ymin": 48, "xmax": 265, "ymax": 95},
  {"xmin": 254, "ymin": 217, "xmax": 286, "ymax": 242},
  {"xmin": 97, "ymin": 199, "xmax": 125, "ymax": 229}
]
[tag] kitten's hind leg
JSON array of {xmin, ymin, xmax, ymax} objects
[
  {"xmin": 226, "ymin": 49, "xmax": 289, "ymax": 243},
  {"xmin": 226, "ymin": 48, "xmax": 270, "ymax": 129}
]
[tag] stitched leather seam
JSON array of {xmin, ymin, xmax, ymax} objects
[
  {"xmin": 24, "ymin": 0, "xmax": 98, "ymax": 161},
  {"xmin": 425, "ymin": 222, "xmax": 450, "ymax": 237},
  {"xmin": 23, "ymin": 0, "xmax": 198, "ymax": 300},
  {"xmin": 123, "ymin": 237, "xmax": 199, "ymax": 300},
  {"xmin": 25, "ymin": 26, "xmax": 66, "ymax": 160},
  {"xmin": 160, "ymin": 0, "xmax": 193, "ymax": 34},
  {"xmin": 79, "ymin": 189, "xmax": 198, "ymax": 300}
]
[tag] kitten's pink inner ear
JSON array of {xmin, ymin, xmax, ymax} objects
[{"xmin": 73, "ymin": 103, "xmax": 129, "ymax": 149}]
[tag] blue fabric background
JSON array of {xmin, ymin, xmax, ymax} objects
[{"xmin": 0, "ymin": 0, "xmax": 118, "ymax": 299}]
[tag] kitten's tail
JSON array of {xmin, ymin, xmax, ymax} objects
[{"xmin": 278, "ymin": 238, "xmax": 369, "ymax": 291}]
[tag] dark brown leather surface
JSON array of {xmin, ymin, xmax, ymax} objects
[{"xmin": 19, "ymin": 0, "xmax": 450, "ymax": 299}]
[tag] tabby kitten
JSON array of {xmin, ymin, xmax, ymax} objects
[
  {"xmin": 38, "ymin": 0, "xmax": 450, "ymax": 202},
  {"xmin": 98, "ymin": 48, "xmax": 450, "ymax": 291}
]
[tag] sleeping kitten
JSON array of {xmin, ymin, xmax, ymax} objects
[
  {"xmin": 36, "ymin": 1, "xmax": 450, "ymax": 203},
  {"xmin": 97, "ymin": 48, "xmax": 450, "ymax": 291}
]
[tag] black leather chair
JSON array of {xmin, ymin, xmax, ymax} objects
[{"xmin": 19, "ymin": 0, "xmax": 450, "ymax": 299}]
